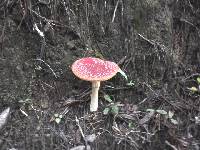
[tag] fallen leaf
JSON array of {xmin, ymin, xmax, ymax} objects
[
  {"xmin": 0, "ymin": 107, "xmax": 10, "ymax": 129},
  {"xmin": 85, "ymin": 134, "xmax": 96, "ymax": 143},
  {"xmin": 111, "ymin": 105, "xmax": 119, "ymax": 115},
  {"xmin": 168, "ymin": 111, "xmax": 174, "ymax": 119},
  {"xmin": 104, "ymin": 94, "xmax": 112, "ymax": 103},
  {"xmin": 103, "ymin": 108, "xmax": 110, "ymax": 115},
  {"xmin": 170, "ymin": 118, "xmax": 178, "ymax": 125},
  {"xmin": 156, "ymin": 109, "xmax": 168, "ymax": 115}
]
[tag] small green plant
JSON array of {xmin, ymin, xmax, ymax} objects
[
  {"xmin": 104, "ymin": 94, "xmax": 112, "ymax": 103},
  {"xmin": 146, "ymin": 109, "xmax": 178, "ymax": 125},
  {"xmin": 188, "ymin": 77, "xmax": 200, "ymax": 93},
  {"xmin": 118, "ymin": 69, "xmax": 135, "ymax": 86},
  {"xmin": 126, "ymin": 80, "xmax": 135, "ymax": 86},
  {"xmin": 128, "ymin": 121, "xmax": 135, "ymax": 128},
  {"xmin": 118, "ymin": 69, "xmax": 128, "ymax": 81},
  {"xmin": 50, "ymin": 113, "xmax": 63, "ymax": 124},
  {"xmin": 103, "ymin": 94, "xmax": 119, "ymax": 115},
  {"xmin": 103, "ymin": 105, "xmax": 119, "ymax": 115},
  {"xmin": 167, "ymin": 111, "xmax": 178, "ymax": 125},
  {"xmin": 197, "ymin": 77, "xmax": 200, "ymax": 84},
  {"xmin": 188, "ymin": 87, "xmax": 198, "ymax": 92}
]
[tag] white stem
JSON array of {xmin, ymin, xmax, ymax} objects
[{"xmin": 90, "ymin": 81, "xmax": 100, "ymax": 112}]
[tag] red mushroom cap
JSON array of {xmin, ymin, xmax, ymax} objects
[{"xmin": 72, "ymin": 57, "xmax": 119, "ymax": 81}]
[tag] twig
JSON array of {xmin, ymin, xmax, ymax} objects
[
  {"xmin": 63, "ymin": 99, "xmax": 89, "ymax": 106},
  {"xmin": 103, "ymin": 86, "xmax": 133, "ymax": 91},
  {"xmin": 35, "ymin": 58, "xmax": 58, "ymax": 78},
  {"xmin": 30, "ymin": 8, "xmax": 72, "ymax": 28},
  {"xmin": 112, "ymin": 0, "xmax": 120, "ymax": 23},
  {"xmin": 165, "ymin": 140, "xmax": 178, "ymax": 150},
  {"xmin": 85, "ymin": 0, "xmax": 88, "ymax": 26},
  {"xmin": 117, "ymin": 56, "xmax": 127, "ymax": 65},
  {"xmin": 75, "ymin": 116, "xmax": 85, "ymax": 139},
  {"xmin": 120, "ymin": 0, "xmax": 124, "ymax": 24},
  {"xmin": 41, "ymin": 81, "xmax": 55, "ymax": 89},
  {"xmin": 30, "ymin": 104, "xmax": 41, "ymax": 119},
  {"xmin": 137, "ymin": 33, "xmax": 155, "ymax": 45},
  {"xmin": 33, "ymin": 23, "xmax": 44, "ymax": 37},
  {"xmin": 31, "ymin": 9, "xmax": 49, "ymax": 23},
  {"xmin": 75, "ymin": 116, "xmax": 88, "ymax": 148},
  {"xmin": 138, "ymin": 98, "xmax": 148, "ymax": 105},
  {"xmin": 0, "ymin": 18, "xmax": 6, "ymax": 44},
  {"xmin": 17, "ymin": 0, "xmax": 29, "ymax": 29},
  {"xmin": 20, "ymin": 108, "xmax": 28, "ymax": 117},
  {"xmin": 61, "ymin": 107, "xmax": 70, "ymax": 116},
  {"xmin": 33, "ymin": 23, "xmax": 46, "ymax": 60}
]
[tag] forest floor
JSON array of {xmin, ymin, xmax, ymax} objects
[{"xmin": 0, "ymin": 1, "xmax": 200, "ymax": 150}]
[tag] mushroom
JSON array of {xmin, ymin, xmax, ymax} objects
[{"xmin": 71, "ymin": 57, "xmax": 119, "ymax": 112}]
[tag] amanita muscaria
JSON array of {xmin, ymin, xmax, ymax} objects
[{"xmin": 72, "ymin": 57, "xmax": 119, "ymax": 112}]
